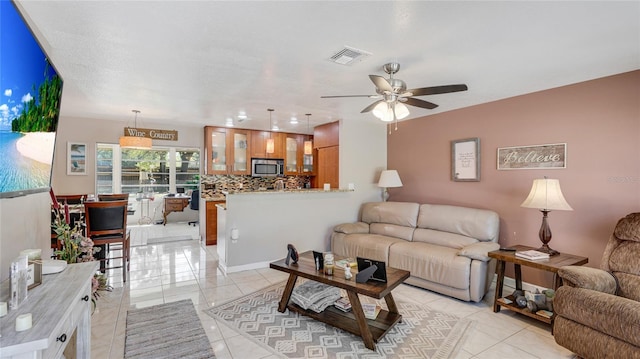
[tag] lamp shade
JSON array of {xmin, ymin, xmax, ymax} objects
[
  {"xmin": 378, "ymin": 170, "xmax": 403, "ymax": 188},
  {"xmin": 521, "ymin": 178, "xmax": 573, "ymax": 211},
  {"xmin": 119, "ymin": 135, "xmax": 152, "ymax": 149},
  {"xmin": 394, "ymin": 102, "xmax": 410, "ymax": 120},
  {"xmin": 372, "ymin": 102, "xmax": 390, "ymax": 121}
]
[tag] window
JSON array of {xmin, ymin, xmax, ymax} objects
[{"xmin": 96, "ymin": 144, "xmax": 200, "ymax": 195}]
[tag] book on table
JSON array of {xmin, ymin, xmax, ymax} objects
[
  {"xmin": 361, "ymin": 303, "xmax": 381, "ymax": 320},
  {"xmin": 515, "ymin": 250, "xmax": 550, "ymax": 260}
]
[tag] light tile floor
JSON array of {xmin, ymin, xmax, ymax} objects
[{"xmin": 91, "ymin": 222, "xmax": 578, "ymax": 359}]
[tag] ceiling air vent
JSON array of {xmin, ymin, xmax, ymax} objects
[{"xmin": 328, "ymin": 46, "xmax": 371, "ymax": 66}]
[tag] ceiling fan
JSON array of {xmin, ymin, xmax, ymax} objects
[{"xmin": 321, "ymin": 62, "xmax": 468, "ymax": 121}]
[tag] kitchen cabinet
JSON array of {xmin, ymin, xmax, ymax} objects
[
  {"xmin": 251, "ymin": 130, "xmax": 286, "ymax": 159},
  {"xmin": 285, "ymin": 134, "xmax": 315, "ymax": 175},
  {"xmin": 313, "ymin": 121, "xmax": 339, "ymax": 149},
  {"xmin": 205, "ymin": 200, "xmax": 225, "ymax": 245},
  {"xmin": 314, "ymin": 121, "xmax": 339, "ymax": 188},
  {"xmin": 204, "ymin": 127, "xmax": 251, "ymax": 175},
  {"xmin": 317, "ymin": 145, "xmax": 339, "ymax": 189}
]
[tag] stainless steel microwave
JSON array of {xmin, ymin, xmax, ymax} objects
[{"xmin": 251, "ymin": 158, "xmax": 284, "ymax": 177}]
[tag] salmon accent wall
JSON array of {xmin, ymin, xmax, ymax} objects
[{"xmin": 388, "ymin": 70, "xmax": 639, "ymax": 287}]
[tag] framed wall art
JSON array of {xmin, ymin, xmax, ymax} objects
[
  {"xmin": 497, "ymin": 143, "xmax": 566, "ymax": 170},
  {"xmin": 451, "ymin": 137, "xmax": 480, "ymax": 182},
  {"xmin": 67, "ymin": 142, "xmax": 87, "ymax": 175}
]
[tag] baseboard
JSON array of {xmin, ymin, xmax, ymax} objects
[{"xmin": 219, "ymin": 260, "xmax": 270, "ymax": 274}]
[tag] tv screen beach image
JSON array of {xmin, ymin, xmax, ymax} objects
[{"xmin": 0, "ymin": 1, "xmax": 63, "ymax": 194}]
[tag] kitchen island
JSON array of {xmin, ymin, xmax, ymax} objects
[{"xmin": 215, "ymin": 188, "xmax": 360, "ymax": 273}]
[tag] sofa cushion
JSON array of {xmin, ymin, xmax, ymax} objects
[
  {"xmin": 332, "ymin": 233, "xmax": 405, "ymax": 263},
  {"xmin": 417, "ymin": 204, "xmax": 499, "ymax": 242},
  {"xmin": 413, "ymin": 228, "xmax": 478, "ymax": 249},
  {"xmin": 333, "ymin": 222, "xmax": 370, "ymax": 235},
  {"xmin": 457, "ymin": 242, "xmax": 500, "ymax": 261},
  {"xmin": 361, "ymin": 202, "xmax": 420, "ymax": 228},
  {"xmin": 370, "ymin": 223, "xmax": 415, "ymax": 241},
  {"xmin": 389, "ymin": 241, "xmax": 471, "ymax": 290}
]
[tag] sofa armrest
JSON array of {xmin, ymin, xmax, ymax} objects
[
  {"xmin": 558, "ymin": 266, "xmax": 617, "ymax": 294},
  {"xmin": 333, "ymin": 222, "xmax": 370, "ymax": 235},
  {"xmin": 457, "ymin": 242, "xmax": 500, "ymax": 262}
]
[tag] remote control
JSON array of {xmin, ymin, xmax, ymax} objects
[{"xmin": 500, "ymin": 247, "xmax": 516, "ymax": 251}]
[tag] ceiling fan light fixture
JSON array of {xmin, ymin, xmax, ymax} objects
[
  {"xmin": 372, "ymin": 102, "xmax": 389, "ymax": 119},
  {"xmin": 394, "ymin": 102, "xmax": 410, "ymax": 120}
]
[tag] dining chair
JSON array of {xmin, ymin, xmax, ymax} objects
[
  {"xmin": 98, "ymin": 194, "xmax": 129, "ymax": 201},
  {"xmin": 84, "ymin": 200, "xmax": 130, "ymax": 282},
  {"xmin": 56, "ymin": 194, "xmax": 87, "ymax": 205}
]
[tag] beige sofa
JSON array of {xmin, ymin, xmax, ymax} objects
[{"xmin": 331, "ymin": 202, "xmax": 500, "ymax": 302}]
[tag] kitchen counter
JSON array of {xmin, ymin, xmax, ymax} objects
[{"xmin": 222, "ymin": 188, "xmax": 353, "ymax": 195}]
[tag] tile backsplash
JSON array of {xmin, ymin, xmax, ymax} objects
[{"xmin": 201, "ymin": 175, "xmax": 311, "ymax": 198}]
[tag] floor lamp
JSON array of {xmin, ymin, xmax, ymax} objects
[
  {"xmin": 520, "ymin": 177, "xmax": 573, "ymax": 255},
  {"xmin": 378, "ymin": 170, "xmax": 403, "ymax": 202}
]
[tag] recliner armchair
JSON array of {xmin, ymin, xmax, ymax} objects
[{"xmin": 554, "ymin": 212, "xmax": 640, "ymax": 359}]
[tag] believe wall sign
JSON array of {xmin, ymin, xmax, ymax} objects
[
  {"xmin": 497, "ymin": 143, "xmax": 566, "ymax": 170},
  {"xmin": 124, "ymin": 127, "xmax": 178, "ymax": 141}
]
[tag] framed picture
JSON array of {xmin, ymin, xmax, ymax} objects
[
  {"xmin": 451, "ymin": 137, "xmax": 480, "ymax": 182},
  {"xmin": 497, "ymin": 143, "xmax": 567, "ymax": 170},
  {"xmin": 67, "ymin": 142, "xmax": 87, "ymax": 175}
]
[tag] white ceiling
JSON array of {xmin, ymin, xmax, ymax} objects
[{"xmin": 16, "ymin": 1, "xmax": 640, "ymax": 134}]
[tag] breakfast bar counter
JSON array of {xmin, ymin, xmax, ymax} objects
[{"xmin": 216, "ymin": 188, "xmax": 359, "ymax": 273}]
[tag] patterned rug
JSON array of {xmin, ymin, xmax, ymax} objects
[
  {"xmin": 204, "ymin": 282, "xmax": 472, "ymax": 359},
  {"xmin": 125, "ymin": 299, "xmax": 215, "ymax": 359}
]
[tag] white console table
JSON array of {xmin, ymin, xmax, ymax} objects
[{"xmin": 0, "ymin": 261, "xmax": 98, "ymax": 359}]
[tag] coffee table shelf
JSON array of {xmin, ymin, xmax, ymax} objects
[
  {"xmin": 287, "ymin": 302, "xmax": 402, "ymax": 342},
  {"xmin": 270, "ymin": 250, "xmax": 410, "ymax": 350}
]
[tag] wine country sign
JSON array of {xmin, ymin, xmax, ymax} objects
[
  {"xmin": 123, "ymin": 127, "xmax": 178, "ymax": 141},
  {"xmin": 497, "ymin": 143, "xmax": 566, "ymax": 170}
]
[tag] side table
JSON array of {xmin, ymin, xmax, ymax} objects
[{"xmin": 488, "ymin": 245, "xmax": 588, "ymax": 325}]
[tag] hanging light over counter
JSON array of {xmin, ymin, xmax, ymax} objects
[
  {"xmin": 119, "ymin": 110, "xmax": 152, "ymax": 149},
  {"xmin": 266, "ymin": 109, "xmax": 275, "ymax": 154},
  {"xmin": 304, "ymin": 113, "xmax": 313, "ymax": 155}
]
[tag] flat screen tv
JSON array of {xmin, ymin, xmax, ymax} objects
[{"xmin": 0, "ymin": 1, "xmax": 63, "ymax": 198}]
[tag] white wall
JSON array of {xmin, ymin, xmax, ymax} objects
[
  {"xmin": 51, "ymin": 116, "xmax": 204, "ymax": 195},
  {"xmin": 0, "ymin": 192, "xmax": 51, "ymax": 281}
]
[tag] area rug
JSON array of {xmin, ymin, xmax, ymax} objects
[
  {"xmin": 204, "ymin": 282, "xmax": 472, "ymax": 359},
  {"xmin": 125, "ymin": 299, "xmax": 215, "ymax": 359}
]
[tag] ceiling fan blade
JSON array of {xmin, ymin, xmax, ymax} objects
[
  {"xmin": 369, "ymin": 75, "xmax": 393, "ymax": 92},
  {"xmin": 407, "ymin": 84, "xmax": 468, "ymax": 97},
  {"xmin": 403, "ymin": 97, "xmax": 439, "ymax": 110},
  {"xmin": 360, "ymin": 100, "xmax": 384, "ymax": 113},
  {"xmin": 321, "ymin": 95, "xmax": 376, "ymax": 98}
]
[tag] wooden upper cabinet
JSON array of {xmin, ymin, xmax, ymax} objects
[
  {"xmin": 313, "ymin": 121, "xmax": 339, "ymax": 149},
  {"xmin": 204, "ymin": 126, "xmax": 251, "ymax": 175},
  {"xmin": 251, "ymin": 130, "xmax": 285, "ymax": 159},
  {"xmin": 285, "ymin": 134, "xmax": 315, "ymax": 175}
]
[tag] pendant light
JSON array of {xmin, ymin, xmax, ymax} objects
[
  {"xmin": 266, "ymin": 109, "xmax": 275, "ymax": 154},
  {"xmin": 119, "ymin": 110, "xmax": 152, "ymax": 149},
  {"xmin": 303, "ymin": 113, "xmax": 313, "ymax": 155}
]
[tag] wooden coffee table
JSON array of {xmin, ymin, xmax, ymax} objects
[{"xmin": 270, "ymin": 251, "xmax": 410, "ymax": 350}]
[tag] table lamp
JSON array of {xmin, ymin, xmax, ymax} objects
[
  {"xmin": 378, "ymin": 170, "xmax": 403, "ymax": 202},
  {"xmin": 520, "ymin": 177, "xmax": 573, "ymax": 255}
]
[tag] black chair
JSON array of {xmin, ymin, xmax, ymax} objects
[
  {"xmin": 188, "ymin": 190, "xmax": 199, "ymax": 226},
  {"xmin": 84, "ymin": 200, "xmax": 129, "ymax": 282}
]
